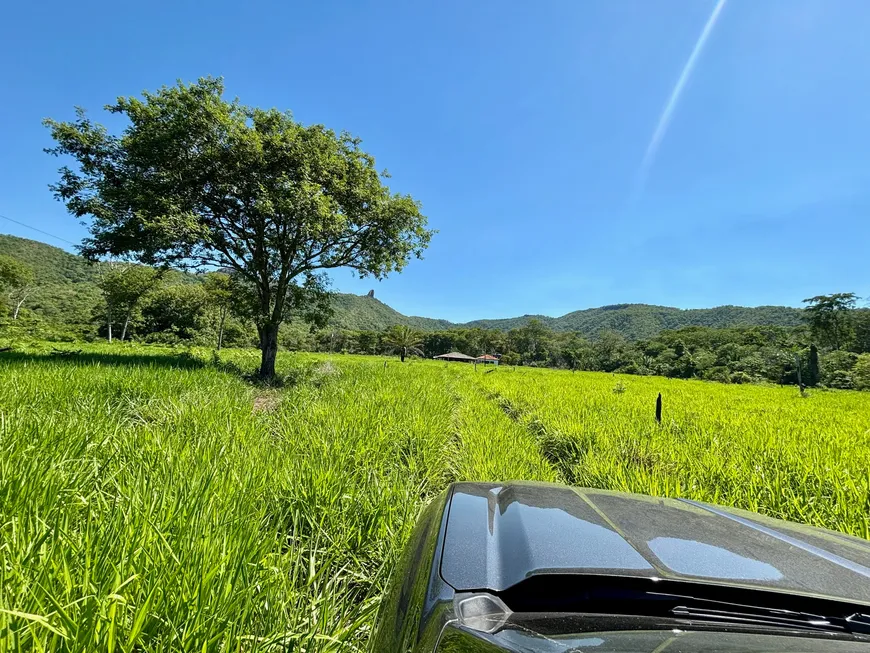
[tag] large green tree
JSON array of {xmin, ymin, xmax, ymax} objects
[
  {"xmin": 852, "ymin": 309, "xmax": 870, "ymax": 354},
  {"xmin": 802, "ymin": 293, "xmax": 857, "ymax": 350},
  {"xmin": 45, "ymin": 77, "xmax": 431, "ymax": 378},
  {"xmin": 141, "ymin": 283, "xmax": 208, "ymax": 340},
  {"xmin": 854, "ymin": 353, "xmax": 870, "ymax": 391},
  {"xmin": 96, "ymin": 264, "xmax": 161, "ymax": 341},
  {"xmin": 508, "ymin": 319, "xmax": 551, "ymax": 362}
]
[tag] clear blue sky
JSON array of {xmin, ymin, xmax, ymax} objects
[{"xmin": 2, "ymin": 0, "xmax": 868, "ymax": 322}]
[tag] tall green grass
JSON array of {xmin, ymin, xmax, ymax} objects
[
  {"xmin": 0, "ymin": 349, "xmax": 455, "ymax": 651},
  {"xmin": 1, "ymin": 345, "xmax": 869, "ymax": 650},
  {"xmin": 476, "ymin": 366, "xmax": 870, "ymax": 538}
]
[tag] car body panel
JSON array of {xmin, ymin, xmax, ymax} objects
[
  {"xmin": 437, "ymin": 622, "xmax": 870, "ymax": 653},
  {"xmin": 369, "ymin": 482, "xmax": 870, "ymax": 652},
  {"xmin": 440, "ymin": 482, "xmax": 870, "ymax": 604}
]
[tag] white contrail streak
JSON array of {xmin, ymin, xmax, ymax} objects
[{"xmin": 632, "ymin": 0, "xmax": 727, "ymax": 200}]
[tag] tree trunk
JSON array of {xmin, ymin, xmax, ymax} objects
[
  {"xmin": 13, "ymin": 296, "xmax": 27, "ymax": 320},
  {"xmin": 107, "ymin": 308, "xmax": 113, "ymax": 343},
  {"xmin": 259, "ymin": 323, "xmax": 280, "ymax": 379},
  {"xmin": 217, "ymin": 307, "xmax": 227, "ymax": 351},
  {"xmin": 121, "ymin": 309, "xmax": 132, "ymax": 341},
  {"xmin": 400, "ymin": 346, "xmax": 406, "ymax": 363}
]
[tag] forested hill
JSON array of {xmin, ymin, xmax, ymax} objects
[
  {"xmin": 1, "ymin": 233, "xmax": 804, "ymax": 338},
  {"xmin": 0, "ymin": 234, "xmax": 101, "ymax": 323},
  {"xmin": 327, "ymin": 293, "xmax": 451, "ymax": 331},
  {"xmin": 327, "ymin": 298, "xmax": 804, "ymax": 337},
  {"xmin": 463, "ymin": 304, "xmax": 805, "ymax": 339}
]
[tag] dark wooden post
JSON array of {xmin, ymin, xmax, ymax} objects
[{"xmin": 655, "ymin": 393, "xmax": 662, "ymax": 423}]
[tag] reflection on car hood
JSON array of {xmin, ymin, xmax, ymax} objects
[
  {"xmin": 439, "ymin": 623, "xmax": 870, "ymax": 653},
  {"xmin": 440, "ymin": 482, "xmax": 870, "ymax": 605}
]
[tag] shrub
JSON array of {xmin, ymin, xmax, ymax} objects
[
  {"xmin": 144, "ymin": 331, "xmax": 183, "ymax": 345},
  {"xmin": 826, "ymin": 370, "xmax": 854, "ymax": 390},
  {"xmin": 854, "ymin": 354, "xmax": 870, "ymax": 391},
  {"xmin": 821, "ymin": 350, "xmax": 857, "ymax": 389},
  {"xmin": 702, "ymin": 366, "xmax": 731, "ymax": 383},
  {"xmin": 616, "ymin": 361, "xmax": 643, "ymax": 375}
]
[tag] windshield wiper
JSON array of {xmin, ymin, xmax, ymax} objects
[
  {"xmin": 667, "ymin": 596, "xmax": 870, "ymax": 636},
  {"xmin": 497, "ymin": 574, "xmax": 870, "ymax": 637}
]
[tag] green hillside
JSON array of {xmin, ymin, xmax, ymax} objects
[
  {"xmin": 327, "ymin": 293, "xmax": 451, "ymax": 331},
  {"xmin": 0, "ymin": 234, "xmax": 101, "ymax": 324},
  {"xmin": 1, "ymin": 233, "xmax": 805, "ymax": 339},
  {"xmin": 329, "ymin": 300, "xmax": 806, "ymax": 338},
  {"xmin": 466, "ymin": 303, "xmax": 805, "ymax": 339}
]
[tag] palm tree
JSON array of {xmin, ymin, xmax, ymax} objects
[{"xmin": 383, "ymin": 325, "xmax": 424, "ymax": 362}]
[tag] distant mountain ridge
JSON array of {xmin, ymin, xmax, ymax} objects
[
  {"xmin": 1, "ymin": 233, "xmax": 804, "ymax": 339},
  {"xmin": 459, "ymin": 303, "xmax": 805, "ymax": 339},
  {"xmin": 328, "ymin": 293, "xmax": 804, "ymax": 339}
]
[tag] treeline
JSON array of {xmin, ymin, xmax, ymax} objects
[
  {"xmin": 283, "ymin": 307, "xmax": 870, "ymax": 390},
  {"xmin": 2, "ymin": 253, "xmax": 869, "ymax": 390},
  {"xmin": 0, "ymin": 258, "xmax": 251, "ymax": 349}
]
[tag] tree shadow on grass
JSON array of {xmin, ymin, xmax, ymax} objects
[
  {"xmin": 0, "ymin": 350, "xmax": 207, "ymax": 371},
  {"xmin": 0, "ymin": 349, "xmax": 312, "ymax": 388}
]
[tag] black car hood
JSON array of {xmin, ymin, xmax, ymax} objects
[
  {"xmin": 440, "ymin": 482, "xmax": 870, "ymax": 605},
  {"xmin": 439, "ymin": 622, "xmax": 870, "ymax": 652}
]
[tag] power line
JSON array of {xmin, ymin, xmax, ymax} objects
[{"xmin": 0, "ymin": 212, "xmax": 79, "ymax": 247}]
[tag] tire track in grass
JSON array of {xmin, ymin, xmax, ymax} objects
[
  {"xmin": 474, "ymin": 366, "xmax": 870, "ymax": 539},
  {"xmin": 449, "ymin": 373, "xmax": 560, "ymax": 483},
  {"xmin": 474, "ymin": 384, "xmax": 582, "ymax": 485},
  {"xmin": 258, "ymin": 355, "xmax": 460, "ymax": 650}
]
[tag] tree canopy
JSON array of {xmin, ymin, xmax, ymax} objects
[
  {"xmin": 45, "ymin": 77, "xmax": 432, "ymax": 377},
  {"xmin": 96, "ymin": 264, "xmax": 161, "ymax": 341},
  {"xmin": 803, "ymin": 293, "xmax": 858, "ymax": 350},
  {"xmin": 0, "ymin": 255, "xmax": 35, "ymax": 319},
  {"xmin": 0, "ymin": 255, "xmax": 31, "ymax": 291},
  {"xmin": 382, "ymin": 325, "xmax": 424, "ymax": 362}
]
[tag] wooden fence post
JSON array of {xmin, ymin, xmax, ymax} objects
[{"xmin": 655, "ymin": 393, "xmax": 662, "ymax": 423}]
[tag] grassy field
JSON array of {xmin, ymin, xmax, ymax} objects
[{"xmin": 1, "ymin": 344, "xmax": 869, "ymax": 651}]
